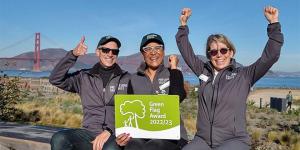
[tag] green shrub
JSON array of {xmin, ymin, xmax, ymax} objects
[
  {"xmin": 251, "ymin": 128, "xmax": 262, "ymax": 141},
  {"xmin": 0, "ymin": 76, "xmax": 27, "ymax": 121},
  {"xmin": 267, "ymin": 131, "xmax": 278, "ymax": 142},
  {"xmin": 279, "ymin": 131, "xmax": 292, "ymax": 146}
]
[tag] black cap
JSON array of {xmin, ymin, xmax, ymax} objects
[
  {"xmin": 97, "ymin": 35, "xmax": 121, "ymax": 48},
  {"xmin": 140, "ymin": 33, "xmax": 164, "ymax": 52}
]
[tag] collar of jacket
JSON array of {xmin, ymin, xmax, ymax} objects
[
  {"xmin": 137, "ymin": 62, "xmax": 165, "ymax": 75},
  {"xmin": 88, "ymin": 62, "xmax": 124, "ymax": 77},
  {"xmin": 205, "ymin": 58, "xmax": 237, "ymax": 73}
]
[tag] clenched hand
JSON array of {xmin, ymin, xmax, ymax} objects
[
  {"xmin": 180, "ymin": 8, "xmax": 192, "ymax": 26},
  {"xmin": 264, "ymin": 6, "xmax": 279, "ymax": 24}
]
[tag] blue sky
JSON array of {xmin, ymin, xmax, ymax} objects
[{"xmin": 0, "ymin": 0, "xmax": 299, "ymax": 72}]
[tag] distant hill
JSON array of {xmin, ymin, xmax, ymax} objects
[
  {"xmin": 0, "ymin": 48, "xmax": 208, "ymax": 74},
  {"xmin": 0, "ymin": 48, "xmax": 298, "ymax": 77},
  {"xmin": 0, "ymin": 48, "xmax": 88, "ymax": 71},
  {"xmin": 265, "ymin": 71, "xmax": 300, "ymax": 77}
]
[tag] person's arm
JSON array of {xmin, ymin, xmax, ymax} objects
[
  {"xmin": 169, "ymin": 69, "xmax": 186, "ymax": 102},
  {"xmin": 49, "ymin": 36, "xmax": 88, "ymax": 93},
  {"xmin": 176, "ymin": 8, "xmax": 205, "ymax": 77},
  {"xmin": 244, "ymin": 6, "xmax": 284, "ymax": 85},
  {"xmin": 168, "ymin": 55, "xmax": 186, "ymax": 102}
]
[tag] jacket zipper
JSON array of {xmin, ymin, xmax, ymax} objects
[
  {"xmin": 209, "ymin": 70, "xmax": 225, "ymax": 148},
  {"xmin": 101, "ymin": 74, "xmax": 117, "ymax": 128},
  {"xmin": 233, "ymin": 116, "xmax": 236, "ymax": 136},
  {"xmin": 210, "ymin": 84, "xmax": 215, "ymax": 148}
]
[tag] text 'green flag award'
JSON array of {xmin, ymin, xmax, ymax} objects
[{"xmin": 115, "ymin": 95, "xmax": 180, "ymax": 140}]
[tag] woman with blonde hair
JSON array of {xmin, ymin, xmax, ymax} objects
[{"xmin": 176, "ymin": 6, "xmax": 284, "ymax": 150}]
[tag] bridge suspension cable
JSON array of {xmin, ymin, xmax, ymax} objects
[{"xmin": 0, "ymin": 34, "xmax": 35, "ymax": 52}]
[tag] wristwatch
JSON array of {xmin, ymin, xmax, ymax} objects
[{"xmin": 105, "ymin": 127, "xmax": 113, "ymax": 135}]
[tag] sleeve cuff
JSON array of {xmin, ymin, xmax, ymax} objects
[
  {"xmin": 178, "ymin": 25, "xmax": 188, "ymax": 30},
  {"xmin": 105, "ymin": 127, "xmax": 114, "ymax": 135},
  {"xmin": 68, "ymin": 50, "xmax": 79, "ymax": 59},
  {"xmin": 267, "ymin": 22, "xmax": 281, "ymax": 33}
]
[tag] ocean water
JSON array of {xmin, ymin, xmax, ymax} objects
[
  {"xmin": 254, "ymin": 76, "xmax": 300, "ymax": 89},
  {"xmin": 184, "ymin": 74, "xmax": 300, "ymax": 89},
  {"xmin": 1, "ymin": 70, "xmax": 300, "ymax": 88},
  {"xmin": 0, "ymin": 70, "xmax": 51, "ymax": 78}
]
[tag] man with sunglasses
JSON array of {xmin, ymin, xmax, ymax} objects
[
  {"xmin": 176, "ymin": 6, "xmax": 283, "ymax": 150},
  {"xmin": 49, "ymin": 35, "xmax": 130, "ymax": 150},
  {"xmin": 116, "ymin": 33, "xmax": 188, "ymax": 150}
]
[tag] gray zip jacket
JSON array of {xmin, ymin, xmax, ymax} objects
[
  {"xmin": 49, "ymin": 51, "xmax": 130, "ymax": 135},
  {"xmin": 129, "ymin": 63, "xmax": 188, "ymax": 141},
  {"xmin": 176, "ymin": 23, "xmax": 284, "ymax": 147}
]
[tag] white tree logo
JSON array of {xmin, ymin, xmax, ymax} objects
[{"xmin": 120, "ymin": 100, "xmax": 146, "ymax": 129}]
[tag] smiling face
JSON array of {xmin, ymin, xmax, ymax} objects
[
  {"xmin": 205, "ymin": 34, "xmax": 236, "ymax": 71},
  {"xmin": 209, "ymin": 41, "xmax": 234, "ymax": 71},
  {"xmin": 96, "ymin": 41, "xmax": 119, "ymax": 68},
  {"xmin": 142, "ymin": 42, "xmax": 165, "ymax": 70}
]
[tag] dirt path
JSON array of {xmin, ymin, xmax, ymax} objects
[{"xmin": 248, "ymin": 88, "xmax": 300, "ymax": 109}]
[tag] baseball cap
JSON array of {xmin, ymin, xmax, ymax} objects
[
  {"xmin": 97, "ymin": 35, "xmax": 121, "ymax": 48},
  {"xmin": 140, "ymin": 33, "xmax": 164, "ymax": 52}
]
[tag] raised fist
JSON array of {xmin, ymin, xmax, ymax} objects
[
  {"xmin": 264, "ymin": 6, "xmax": 279, "ymax": 24},
  {"xmin": 180, "ymin": 8, "xmax": 192, "ymax": 26},
  {"xmin": 169, "ymin": 54, "xmax": 179, "ymax": 69},
  {"xmin": 73, "ymin": 36, "xmax": 88, "ymax": 56}
]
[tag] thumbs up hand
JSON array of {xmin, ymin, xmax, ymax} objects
[{"xmin": 73, "ymin": 36, "xmax": 88, "ymax": 56}]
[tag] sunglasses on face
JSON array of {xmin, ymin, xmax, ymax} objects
[
  {"xmin": 208, "ymin": 48, "xmax": 229, "ymax": 57},
  {"xmin": 142, "ymin": 45, "xmax": 164, "ymax": 53},
  {"xmin": 98, "ymin": 47, "xmax": 119, "ymax": 55}
]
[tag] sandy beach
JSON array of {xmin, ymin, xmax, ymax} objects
[{"xmin": 248, "ymin": 88, "xmax": 300, "ymax": 109}]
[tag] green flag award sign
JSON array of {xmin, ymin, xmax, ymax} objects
[{"xmin": 115, "ymin": 95, "xmax": 180, "ymax": 140}]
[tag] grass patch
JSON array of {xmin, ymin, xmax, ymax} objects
[
  {"xmin": 293, "ymin": 98, "xmax": 300, "ymax": 105},
  {"xmin": 15, "ymin": 93, "xmax": 82, "ymax": 128}
]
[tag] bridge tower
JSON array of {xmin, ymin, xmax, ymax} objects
[{"xmin": 33, "ymin": 33, "xmax": 40, "ymax": 71}]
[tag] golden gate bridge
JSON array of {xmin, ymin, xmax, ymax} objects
[{"xmin": 0, "ymin": 33, "xmax": 58, "ymax": 72}]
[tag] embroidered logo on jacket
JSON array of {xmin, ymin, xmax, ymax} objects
[
  {"xmin": 158, "ymin": 78, "xmax": 169, "ymax": 94},
  {"xmin": 159, "ymin": 81, "xmax": 170, "ymax": 90},
  {"xmin": 158, "ymin": 78, "xmax": 169, "ymax": 85},
  {"xmin": 226, "ymin": 73, "xmax": 237, "ymax": 80},
  {"xmin": 118, "ymin": 84, "xmax": 128, "ymax": 91},
  {"xmin": 110, "ymin": 86, "xmax": 115, "ymax": 92}
]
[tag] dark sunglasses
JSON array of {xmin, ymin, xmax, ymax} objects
[
  {"xmin": 208, "ymin": 48, "xmax": 229, "ymax": 57},
  {"xmin": 98, "ymin": 47, "xmax": 119, "ymax": 55}
]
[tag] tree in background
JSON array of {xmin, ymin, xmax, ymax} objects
[{"xmin": 0, "ymin": 76, "xmax": 27, "ymax": 121}]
